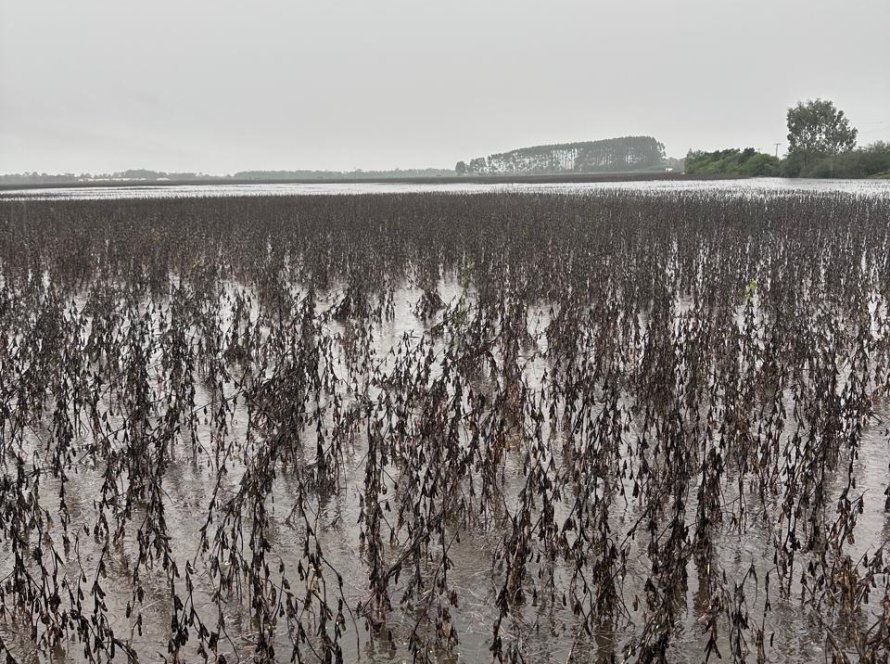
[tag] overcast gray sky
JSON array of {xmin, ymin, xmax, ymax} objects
[{"xmin": 1, "ymin": 0, "xmax": 888, "ymax": 174}]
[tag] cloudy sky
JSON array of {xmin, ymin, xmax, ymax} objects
[{"xmin": 1, "ymin": 0, "xmax": 888, "ymax": 174}]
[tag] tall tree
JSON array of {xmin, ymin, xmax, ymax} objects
[{"xmin": 786, "ymin": 99, "xmax": 857, "ymax": 174}]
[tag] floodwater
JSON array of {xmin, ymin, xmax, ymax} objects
[
  {"xmin": 2, "ymin": 177, "xmax": 890, "ymax": 201},
  {"xmin": 2, "ymin": 276, "xmax": 888, "ymax": 663}
]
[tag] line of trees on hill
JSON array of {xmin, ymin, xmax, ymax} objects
[
  {"xmin": 456, "ymin": 136, "xmax": 667, "ymax": 175},
  {"xmin": 687, "ymin": 99, "xmax": 890, "ymax": 179}
]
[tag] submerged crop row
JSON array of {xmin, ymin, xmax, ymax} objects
[{"xmin": 0, "ymin": 191, "xmax": 889, "ymax": 663}]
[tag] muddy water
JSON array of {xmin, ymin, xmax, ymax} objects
[
  {"xmin": 2, "ymin": 272, "xmax": 888, "ymax": 663},
  {"xmin": 2, "ymin": 177, "xmax": 890, "ymax": 202}
]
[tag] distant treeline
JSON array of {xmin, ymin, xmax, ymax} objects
[
  {"xmin": 456, "ymin": 136, "xmax": 668, "ymax": 175},
  {"xmin": 686, "ymin": 143, "xmax": 890, "ymax": 179},
  {"xmin": 785, "ymin": 141, "xmax": 890, "ymax": 178},
  {"xmin": 686, "ymin": 149, "xmax": 782, "ymax": 177},
  {"xmin": 687, "ymin": 100, "xmax": 890, "ymax": 179},
  {"xmin": 0, "ymin": 168, "xmax": 454, "ymax": 186},
  {"xmin": 0, "ymin": 172, "xmax": 94, "ymax": 185},
  {"xmin": 0, "ymin": 170, "xmax": 222, "ymax": 185},
  {"xmin": 231, "ymin": 168, "xmax": 454, "ymax": 180}
]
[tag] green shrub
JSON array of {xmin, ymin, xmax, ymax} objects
[{"xmin": 686, "ymin": 148, "xmax": 780, "ymax": 176}]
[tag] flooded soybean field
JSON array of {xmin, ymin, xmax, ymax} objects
[
  {"xmin": 1, "ymin": 187, "xmax": 890, "ymax": 663},
  {"xmin": 3, "ymin": 176, "xmax": 890, "ymax": 201}
]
